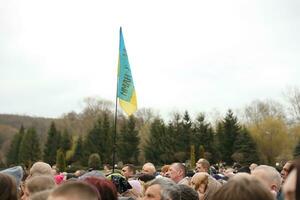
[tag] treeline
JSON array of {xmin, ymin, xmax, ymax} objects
[{"xmin": 3, "ymin": 87, "xmax": 300, "ymax": 168}]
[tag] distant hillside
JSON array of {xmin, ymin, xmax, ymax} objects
[
  {"xmin": 0, "ymin": 114, "xmax": 55, "ymax": 138},
  {"xmin": 0, "ymin": 114, "xmax": 56, "ymax": 163}
]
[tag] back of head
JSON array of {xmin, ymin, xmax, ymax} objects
[
  {"xmin": 211, "ymin": 173, "xmax": 274, "ymax": 200},
  {"xmin": 30, "ymin": 189, "xmax": 52, "ymax": 200},
  {"xmin": 191, "ymin": 172, "xmax": 209, "ymax": 191},
  {"xmin": 84, "ymin": 177, "xmax": 118, "ymax": 200},
  {"xmin": 30, "ymin": 162, "xmax": 53, "ymax": 177},
  {"xmin": 0, "ymin": 173, "xmax": 18, "ymax": 200},
  {"xmin": 26, "ymin": 175, "xmax": 56, "ymax": 194},
  {"xmin": 149, "ymin": 178, "xmax": 181, "ymax": 200},
  {"xmin": 48, "ymin": 181, "xmax": 100, "ymax": 200},
  {"xmin": 142, "ymin": 162, "xmax": 156, "ymax": 175},
  {"xmin": 173, "ymin": 163, "xmax": 186, "ymax": 177},
  {"xmin": 252, "ymin": 165, "xmax": 282, "ymax": 192},
  {"xmin": 178, "ymin": 184, "xmax": 199, "ymax": 200}
]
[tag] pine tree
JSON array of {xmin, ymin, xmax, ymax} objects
[
  {"xmin": 56, "ymin": 149, "xmax": 66, "ymax": 172},
  {"xmin": 171, "ymin": 113, "xmax": 186, "ymax": 162},
  {"xmin": 182, "ymin": 111, "xmax": 192, "ymax": 161},
  {"xmin": 44, "ymin": 122, "xmax": 61, "ymax": 165},
  {"xmin": 218, "ymin": 110, "xmax": 241, "ymax": 165},
  {"xmin": 193, "ymin": 114, "xmax": 215, "ymax": 161},
  {"xmin": 60, "ymin": 129, "xmax": 71, "ymax": 153},
  {"xmin": 144, "ymin": 118, "xmax": 166, "ymax": 165},
  {"xmin": 118, "ymin": 116, "xmax": 140, "ymax": 164},
  {"xmin": 72, "ymin": 136, "xmax": 84, "ymax": 165},
  {"xmin": 19, "ymin": 127, "xmax": 41, "ymax": 167},
  {"xmin": 6, "ymin": 125, "xmax": 25, "ymax": 165},
  {"xmin": 100, "ymin": 112, "xmax": 113, "ymax": 164},
  {"xmin": 293, "ymin": 139, "xmax": 300, "ymax": 158},
  {"xmin": 83, "ymin": 119, "xmax": 102, "ymax": 165},
  {"xmin": 233, "ymin": 127, "xmax": 260, "ymax": 165}
]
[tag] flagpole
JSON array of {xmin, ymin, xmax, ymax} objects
[
  {"xmin": 112, "ymin": 27, "xmax": 122, "ymax": 173},
  {"xmin": 112, "ymin": 87, "xmax": 118, "ymax": 173}
]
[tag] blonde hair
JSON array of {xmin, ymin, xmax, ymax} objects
[{"xmin": 211, "ymin": 173, "xmax": 274, "ymax": 200}]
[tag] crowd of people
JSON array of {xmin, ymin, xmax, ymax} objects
[{"xmin": 0, "ymin": 158, "xmax": 299, "ymax": 200}]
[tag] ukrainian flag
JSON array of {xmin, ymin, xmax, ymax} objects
[{"xmin": 117, "ymin": 27, "xmax": 137, "ymax": 116}]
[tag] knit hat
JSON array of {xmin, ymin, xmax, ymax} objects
[{"xmin": 1, "ymin": 166, "xmax": 24, "ymax": 187}]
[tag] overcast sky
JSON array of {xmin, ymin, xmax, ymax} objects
[{"xmin": 1, "ymin": 0, "xmax": 299, "ymax": 119}]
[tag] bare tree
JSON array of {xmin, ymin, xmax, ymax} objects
[{"xmin": 284, "ymin": 86, "xmax": 300, "ymax": 122}]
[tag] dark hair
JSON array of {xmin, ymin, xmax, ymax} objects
[
  {"xmin": 0, "ymin": 173, "xmax": 18, "ymax": 200},
  {"xmin": 137, "ymin": 173, "xmax": 156, "ymax": 182},
  {"xmin": 84, "ymin": 177, "xmax": 118, "ymax": 200},
  {"xmin": 178, "ymin": 184, "xmax": 199, "ymax": 200},
  {"xmin": 123, "ymin": 164, "xmax": 136, "ymax": 174}
]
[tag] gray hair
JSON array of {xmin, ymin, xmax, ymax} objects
[
  {"xmin": 253, "ymin": 165, "xmax": 282, "ymax": 192},
  {"xmin": 149, "ymin": 178, "xmax": 181, "ymax": 200}
]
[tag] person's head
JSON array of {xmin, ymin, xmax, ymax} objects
[
  {"xmin": 0, "ymin": 173, "xmax": 18, "ymax": 200},
  {"xmin": 142, "ymin": 163, "xmax": 156, "ymax": 176},
  {"xmin": 190, "ymin": 172, "xmax": 209, "ymax": 196},
  {"xmin": 47, "ymin": 181, "xmax": 100, "ymax": 200},
  {"xmin": 211, "ymin": 173, "xmax": 274, "ymax": 200},
  {"xmin": 160, "ymin": 165, "xmax": 170, "ymax": 177},
  {"xmin": 143, "ymin": 178, "xmax": 181, "ymax": 200},
  {"xmin": 196, "ymin": 159, "xmax": 210, "ymax": 173},
  {"xmin": 84, "ymin": 177, "xmax": 118, "ymax": 200},
  {"xmin": 251, "ymin": 165, "xmax": 282, "ymax": 197},
  {"xmin": 249, "ymin": 163, "xmax": 258, "ymax": 172},
  {"xmin": 283, "ymin": 159, "xmax": 300, "ymax": 200},
  {"xmin": 122, "ymin": 164, "xmax": 136, "ymax": 180},
  {"xmin": 22, "ymin": 175, "xmax": 56, "ymax": 200},
  {"xmin": 1, "ymin": 166, "xmax": 24, "ymax": 189},
  {"xmin": 29, "ymin": 162, "xmax": 53, "ymax": 178},
  {"xmin": 223, "ymin": 168, "xmax": 235, "ymax": 179},
  {"xmin": 281, "ymin": 161, "xmax": 293, "ymax": 183},
  {"xmin": 165, "ymin": 163, "xmax": 186, "ymax": 183},
  {"xmin": 178, "ymin": 184, "xmax": 199, "ymax": 200},
  {"xmin": 30, "ymin": 189, "xmax": 52, "ymax": 200}
]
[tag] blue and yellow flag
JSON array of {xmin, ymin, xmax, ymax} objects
[{"xmin": 117, "ymin": 27, "xmax": 137, "ymax": 116}]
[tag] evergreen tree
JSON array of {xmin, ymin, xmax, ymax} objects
[
  {"xmin": 118, "ymin": 116, "xmax": 140, "ymax": 164},
  {"xmin": 56, "ymin": 149, "xmax": 66, "ymax": 172},
  {"xmin": 293, "ymin": 139, "xmax": 300, "ymax": 158},
  {"xmin": 193, "ymin": 114, "xmax": 215, "ymax": 161},
  {"xmin": 181, "ymin": 111, "xmax": 192, "ymax": 161},
  {"xmin": 83, "ymin": 119, "xmax": 102, "ymax": 165},
  {"xmin": 6, "ymin": 125, "xmax": 25, "ymax": 165},
  {"xmin": 233, "ymin": 127, "xmax": 260, "ymax": 165},
  {"xmin": 60, "ymin": 129, "xmax": 72, "ymax": 153},
  {"xmin": 218, "ymin": 110, "xmax": 241, "ymax": 165},
  {"xmin": 144, "ymin": 118, "xmax": 166, "ymax": 165},
  {"xmin": 72, "ymin": 136, "xmax": 84, "ymax": 165},
  {"xmin": 171, "ymin": 113, "xmax": 186, "ymax": 161},
  {"xmin": 19, "ymin": 127, "xmax": 41, "ymax": 167},
  {"xmin": 44, "ymin": 122, "xmax": 61, "ymax": 165},
  {"xmin": 100, "ymin": 112, "xmax": 113, "ymax": 164}
]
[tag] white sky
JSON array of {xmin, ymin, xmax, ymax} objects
[{"xmin": 1, "ymin": 0, "xmax": 300, "ymax": 119}]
